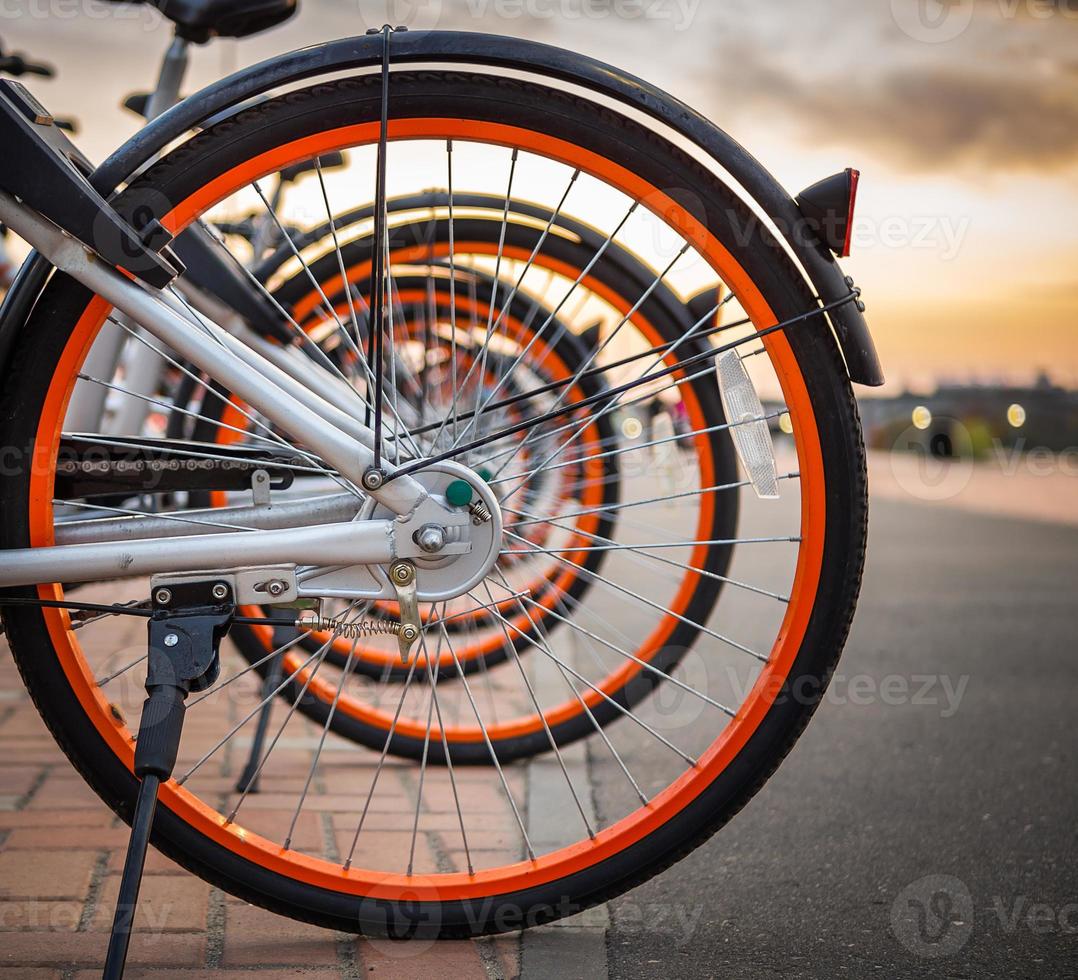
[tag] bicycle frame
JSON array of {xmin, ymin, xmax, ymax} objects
[{"xmin": 0, "ymin": 186, "xmax": 461, "ymax": 592}]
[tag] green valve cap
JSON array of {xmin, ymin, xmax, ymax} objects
[
  {"xmin": 476, "ymin": 467, "xmax": 493, "ymax": 483},
  {"xmin": 445, "ymin": 479, "xmax": 474, "ymax": 507}
]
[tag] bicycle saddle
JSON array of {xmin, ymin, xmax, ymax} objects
[{"xmin": 103, "ymin": 0, "xmax": 298, "ymax": 42}]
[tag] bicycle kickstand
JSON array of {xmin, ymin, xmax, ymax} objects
[{"xmin": 102, "ymin": 579, "xmax": 234, "ymax": 980}]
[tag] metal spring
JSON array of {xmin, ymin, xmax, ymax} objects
[
  {"xmin": 297, "ymin": 616, "xmax": 403, "ymax": 639},
  {"xmin": 469, "ymin": 499, "xmax": 492, "ymax": 524}
]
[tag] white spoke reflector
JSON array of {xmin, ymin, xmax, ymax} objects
[{"xmin": 716, "ymin": 349, "xmax": 779, "ymax": 499}]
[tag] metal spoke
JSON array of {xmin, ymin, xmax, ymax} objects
[
  {"xmin": 176, "ymin": 640, "xmax": 331, "ymax": 784},
  {"xmin": 491, "ymin": 568, "xmax": 647, "ymax": 805},
  {"xmin": 445, "ymin": 140, "xmax": 461, "ymax": 446},
  {"xmin": 523, "ymin": 586, "xmax": 739, "ymax": 715},
  {"xmin": 434, "ymin": 615, "xmax": 534, "ymax": 861},
  {"xmin": 95, "ymin": 651, "xmax": 148, "ymax": 685},
  {"xmin": 76, "ymin": 373, "xmax": 281, "ymax": 450},
  {"xmin": 481, "ymin": 579, "xmax": 696, "ymax": 766},
  {"xmin": 477, "ymin": 582, "xmax": 594, "ymax": 839},
  {"xmin": 423, "ymin": 605, "xmax": 473, "ymax": 873},
  {"xmin": 225, "ymin": 630, "xmax": 339, "ymax": 825},
  {"xmin": 406, "ymin": 634, "xmax": 439, "ymax": 875},
  {"xmin": 314, "ymin": 157, "xmax": 367, "ymax": 354},
  {"xmin": 283, "ymin": 611, "xmax": 370, "ymax": 849},
  {"xmin": 498, "ymin": 243, "xmax": 691, "ymax": 469},
  {"xmin": 367, "ymin": 25, "xmax": 393, "ymax": 466},
  {"xmin": 502, "ymin": 532, "xmax": 800, "ymax": 554},
  {"xmin": 82, "ymin": 324, "xmax": 365, "ymax": 497},
  {"xmin": 503, "ymin": 532, "xmax": 770, "ymax": 663},
  {"xmin": 473, "ymin": 361, "xmax": 722, "ymax": 475},
  {"xmin": 449, "ymin": 170, "xmax": 580, "ymax": 450},
  {"xmin": 185, "ymin": 627, "xmax": 324, "ymax": 709},
  {"xmin": 503, "ymin": 502, "xmax": 793, "ymax": 603},
  {"xmin": 488, "ymin": 296, "xmax": 730, "ymax": 496},
  {"xmin": 496, "ymin": 410, "xmax": 785, "ymax": 487},
  {"xmin": 470, "ymin": 148, "xmax": 519, "ymax": 403},
  {"xmin": 342, "ymin": 650, "xmax": 428, "ymax": 869},
  {"xmin": 446, "ymin": 202, "xmax": 640, "ymax": 453},
  {"xmin": 411, "ymin": 284, "xmax": 835, "ymax": 491}
]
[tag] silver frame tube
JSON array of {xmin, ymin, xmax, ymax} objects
[
  {"xmin": 0, "ymin": 519, "xmax": 393, "ymax": 588},
  {"xmin": 0, "ymin": 191, "xmax": 427, "ymax": 517},
  {"xmin": 54, "ymin": 493, "xmax": 360, "ymax": 546}
]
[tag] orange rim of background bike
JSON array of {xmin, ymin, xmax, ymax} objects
[
  {"xmin": 29, "ymin": 117, "xmax": 826, "ymax": 902},
  {"xmin": 259, "ymin": 247, "xmax": 642, "ymax": 670},
  {"xmin": 214, "ymin": 278, "xmax": 607, "ymax": 671}
]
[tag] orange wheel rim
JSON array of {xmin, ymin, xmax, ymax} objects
[{"xmin": 28, "ymin": 116, "xmax": 826, "ymax": 901}]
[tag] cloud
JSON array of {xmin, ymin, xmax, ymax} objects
[
  {"xmin": 719, "ymin": 58, "xmax": 1078, "ymax": 172},
  {"xmin": 696, "ymin": 1, "xmax": 1078, "ymax": 174}
]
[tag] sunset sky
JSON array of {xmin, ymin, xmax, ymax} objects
[{"xmin": 4, "ymin": 0, "xmax": 1076, "ymax": 395}]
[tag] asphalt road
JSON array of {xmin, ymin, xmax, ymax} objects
[{"xmin": 597, "ymin": 495, "xmax": 1078, "ymax": 979}]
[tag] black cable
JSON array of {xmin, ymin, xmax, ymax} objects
[
  {"xmin": 367, "ymin": 24, "xmax": 393, "ymax": 468},
  {"xmin": 391, "ymin": 289, "xmax": 860, "ymax": 480}
]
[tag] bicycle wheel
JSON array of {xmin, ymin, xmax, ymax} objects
[
  {"xmin": 210, "ymin": 198, "xmax": 730, "ymax": 691},
  {"xmin": 0, "ymin": 66, "xmax": 866, "ymax": 935}
]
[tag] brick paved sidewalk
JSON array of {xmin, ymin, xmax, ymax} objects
[{"xmin": 0, "ymin": 635, "xmax": 529, "ymax": 979}]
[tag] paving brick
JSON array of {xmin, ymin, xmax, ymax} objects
[
  {"xmin": 357, "ymin": 936, "xmax": 488, "ymax": 978},
  {"xmin": 0, "ymin": 809, "xmax": 112, "ymax": 829},
  {"xmin": 223, "ymin": 807, "xmax": 325, "ymax": 853},
  {"xmin": 74, "ymin": 971, "xmax": 343, "ymax": 980},
  {"xmin": 23, "ymin": 774, "xmax": 102, "ymax": 811},
  {"xmin": 335, "ymin": 828, "xmax": 439, "ymax": 874},
  {"xmin": 0, "ymin": 849, "xmax": 99, "ymax": 901},
  {"xmin": 0, "ymin": 931, "xmax": 205, "ymax": 968},
  {"xmin": 0, "ymin": 710, "xmax": 55, "ymax": 738},
  {"xmin": 0, "ymin": 741, "xmax": 69, "ymax": 766},
  {"xmin": 0, "ymin": 899, "xmax": 82, "ymax": 931},
  {"xmin": 491, "ymin": 932, "xmax": 522, "ymax": 979},
  {"xmin": 221, "ymin": 901, "xmax": 339, "ymax": 966},
  {"xmin": 88, "ymin": 874, "xmax": 210, "ymax": 933},
  {"xmin": 0, "ymin": 969, "xmax": 63, "ymax": 979},
  {"xmin": 0, "ymin": 766, "xmax": 43, "ymax": 800},
  {"xmin": 4, "ymin": 827, "xmax": 132, "ymax": 850}
]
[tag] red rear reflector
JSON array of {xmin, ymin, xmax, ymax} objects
[{"xmin": 840, "ymin": 168, "xmax": 860, "ymax": 258}]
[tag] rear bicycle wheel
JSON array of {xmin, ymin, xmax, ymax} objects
[{"xmin": 0, "ymin": 67, "xmax": 866, "ymax": 935}]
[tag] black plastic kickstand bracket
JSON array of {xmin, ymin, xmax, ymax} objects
[{"xmin": 102, "ymin": 579, "xmax": 234, "ymax": 980}]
